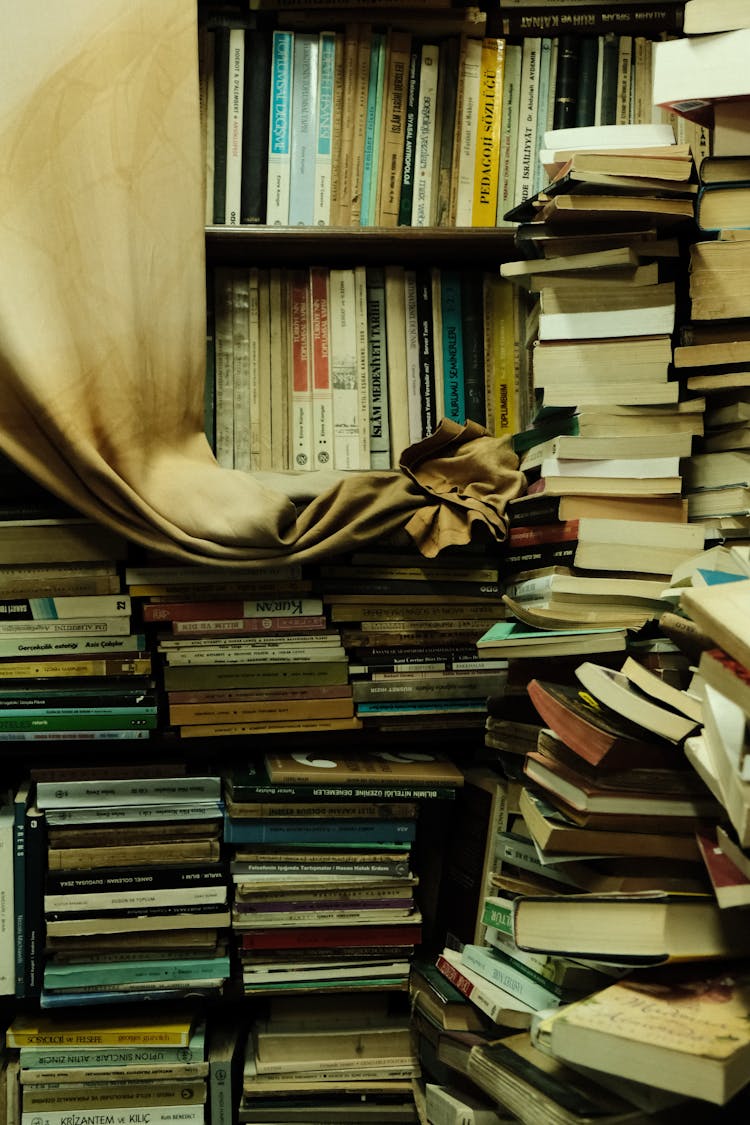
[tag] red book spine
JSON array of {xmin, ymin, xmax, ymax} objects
[
  {"xmin": 240, "ymin": 922, "xmax": 422, "ymax": 949},
  {"xmin": 508, "ymin": 520, "xmax": 579, "ymax": 547}
]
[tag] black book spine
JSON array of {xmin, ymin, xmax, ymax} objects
[
  {"xmin": 599, "ymin": 33, "xmax": 619, "ymax": 126},
  {"xmin": 502, "ymin": 541, "xmax": 578, "ymax": 573},
  {"xmin": 240, "ymin": 29, "xmax": 272, "ymax": 225},
  {"xmin": 502, "ymin": 6, "xmax": 683, "ymax": 37},
  {"xmin": 211, "ymin": 26, "xmax": 230, "ymax": 225},
  {"xmin": 24, "ymin": 807, "xmax": 46, "ymax": 999},
  {"xmin": 460, "ymin": 273, "xmax": 487, "ymax": 427},
  {"xmin": 415, "ymin": 269, "xmax": 438, "ymax": 438},
  {"xmin": 552, "ymin": 35, "xmax": 579, "ymax": 129},
  {"xmin": 45, "ymin": 864, "xmax": 227, "ymax": 895},
  {"xmin": 575, "ymin": 37, "xmax": 598, "ymax": 128},
  {"xmin": 507, "ymin": 495, "xmax": 562, "ymax": 527},
  {"xmin": 398, "ymin": 43, "xmax": 421, "ymax": 227}
]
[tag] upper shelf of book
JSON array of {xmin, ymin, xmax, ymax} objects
[{"xmin": 204, "ymin": 225, "xmax": 519, "ymax": 266}]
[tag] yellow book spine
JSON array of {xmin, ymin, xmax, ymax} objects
[
  {"xmin": 472, "ymin": 38, "xmax": 505, "ymax": 227},
  {"xmin": 483, "ymin": 275, "xmax": 518, "ymax": 436}
]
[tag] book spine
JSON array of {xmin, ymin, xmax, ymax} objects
[
  {"xmin": 308, "ymin": 266, "xmax": 334, "ymax": 468},
  {"xmin": 616, "ymin": 34, "xmax": 633, "ymax": 126},
  {"xmin": 43, "ymin": 886, "xmax": 227, "ymax": 914},
  {"xmin": 574, "ymin": 35, "xmax": 598, "ymax": 128},
  {"xmin": 483, "ymin": 276, "xmax": 518, "ymax": 436},
  {"xmin": 434, "ymin": 36, "xmax": 459, "ymax": 229},
  {"xmin": 397, "ymin": 43, "xmax": 420, "ymax": 226},
  {"xmin": 211, "ymin": 27, "xmax": 230, "ymax": 223},
  {"xmin": 45, "ymin": 803, "xmax": 223, "ymax": 827},
  {"xmin": 0, "ymin": 594, "xmax": 129, "ymax": 620},
  {"xmin": 366, "ymin": 268, "xmax": 391, "ymax": 469},
  {"xmin": 435, "ymin": 955, "xmax": 520, "ymax": 1024},
  {"xmin": 440, "ymin": 270, "xmax": 465, "ymax": 424},
  {"xmin": 353, "ymin": 265, "xmax": 371, "ymax": 470},
  {"xmin": 223, "ymin": 818, "xmax": 416, "ymax": 845},
  {"xmin": 19, "ymin": 1043, "xmax": 204, "ymax": 1068},
  {"xmin": 415, "ymin": 270, "xmax": 438, "ymax": 439},
  {"xmin": 514, "ymin": 37, "xmax": 541, "ymax": 208},
  {"xmin": 378, "ymin": 30, "xmax": 411, "ymax": 227},
  {"xmin": 472, "ymin": 38, "xmax": 505, "ymax": 225},
  {"xmin": 0, "ymin": 634, "xmax": 145, "ymax": 658},
  {"xmin": 143, "ymin": 596, "xmax": 323, "ymax": 622},
  {"xmin": 501, "ymin": 7, "xmax": 684, "ymax": 36},
  {"xmin": 288, "ymin": 33, "xmax": 318, "ymax": 226},
  {"xmin": 313, "ymin": 31, "xmax": 335, "ymax": 226},
  {"xmin": 411, "ymin": 42, "xmax": 440, "ymax": 227},
  {"xmin": 231, "ymin": 270, "xmax": 251, "ymax": 471},
  {"xmin": 0, "ymin": 808, "xmax": 13, "ymax": 997},
  {"xmin": 361, "ymin": 32, "xmax": 385, "ymax": 227},
  {"xmin": 241, "ymin": 30, "xmax": 271, "ymax": 225},
  {"xmin": 266, "ymin": 31, "xmax": 294, "ymax": 225},
  {"xmin": 460, "ymin": 945, "xmax": 561, "ymax": 1009},
  {"xmin": 453, "ymin": 37, "xmax": 483, "ymax": 227},
  {"xmin": 328, "ymin": 268, "xmax": 360, "ymax": 469},
  {"xmin": 224, "ymin": 27, "xmax": 245, "ymax": 225},
  {"xmin": 45, "ymin": 866, "xmax": 226, "ymax": 894},
  {"xmin": 289, "ymin": 269, "xmax": 313, "ymax": 469},
  {"xmin": 533, "ymin": 37, "xmax": 553, "ymax": 193},
  {"xmin": 37, "ymin": 778, "xmax": 219, "ymax": 807}
]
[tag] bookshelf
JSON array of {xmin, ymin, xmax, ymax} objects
[{"xmin": 8, "ymin": 0, "xmax": 750, "ymax": 1120}]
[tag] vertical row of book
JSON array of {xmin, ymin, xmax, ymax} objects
[
  {"xmin": 201, "ymin": 3, "xmax": 683, "ymax": 229},
  {"xmin": 206, "ymin": 262, "xmax": 522, "ymax": 472}
]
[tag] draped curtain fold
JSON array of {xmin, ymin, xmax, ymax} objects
[{"xmin": 0, "ymin": 0, "xmax": 523, "ymax": 566}]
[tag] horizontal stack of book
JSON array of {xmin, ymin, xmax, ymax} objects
[
  {"xmin": 224, "ymin": 749, "xmax": 463, "ymax": 998},
  {"xmin": 202, "ymin": 6, "xmax": 685, "ymax": 230},
  {"xmin": 324, "ymin": 547, "xmax": 507, "ymax": 733},
  {"xmin": 207, "ymin": 263, "xmax": 521, "ymax": 473},
  {"xmin": 33, "ymin": 767, "xmax": 230, "ymax": 1009},
  {"xmin": 7, "ymin": 1009, "xmax": 208, "ymax": 1125},
  {"xmin": 240, "ymin": 993, "xmax": 420, "ymax": 1123},
  {"xmin": 126, "ymin": 559, "xmax": 359, "ymax": 740}
]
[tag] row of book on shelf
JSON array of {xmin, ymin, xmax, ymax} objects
[
  {"xmin": 201, "ymin": 6, "xmax": 691, "ymax": 230},
  {"xmin": 207, "ymin": 263, "xmax": 521, "ymax": 472}
]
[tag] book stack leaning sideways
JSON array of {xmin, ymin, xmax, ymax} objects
[
  {"xmin": 33, "ymin": 766, "xmax": 229, "ymax": 1009},
  {"xmin": 498, "ymin": 123, "xmax": 704, "ymax": 643},
  {"xmin": 6, "ymin": 1009, "xmax": 208, "ymax": 1125}
]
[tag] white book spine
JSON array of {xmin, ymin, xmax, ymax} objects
[
  {"xmin": 231, "ymin": 269, "xmax": 251, "ymax": 472},
  {"xmin": 425, "ymin": 1083, "xmax": 506, "ymax": 1125},
  {"xmin": 328, "ymin": 269, "xmax": 360, "ymax": 470},
  {"xmin": 411, "ymin": 43, "xmax": 440, "ymax": 227},
  {"xmin": 247, "ymin": 268, "xmax": 261, "ymax": 470},
  {"xmin": 366, "ymin": 269, "xmax": 391, "ymax": 470},
  {"xmin": 224, "ymin": 27, "xmax": 244, "ymax": 225},
  {"xmin": 313, "ymin": 31, "xmax": 336, "ymax": 226},
  {"xmin": 288, "ymin": 34, "xmax": 319, "ymax": 226},
  {"xmin": 44, "ymin": 886, "xmax": 227, "ymax": 913},
  {"xmin": 532, "ymin": 38, "xmax": 552, "ymax": 194},
  {"xmin": 213, "ymin": 267, "xmax": 234, "ymax": 467},
  {"xmin": 454, "ymin": 38, "xmax": 483, "ymax": 227},
  {"xmin": 354, "ymin": 266, "xmax": 371, "ymax": 470},
  {"xmin": 266, "ymin": 31, "xmax": 294, "ymax": 226},
  {"xmin": 22, "ymin": 1107, "xmax": 205, "ymax": 1125},
  {"xmin": 514, "ymin": 37, "xmax": 541, "ymax": 206}
]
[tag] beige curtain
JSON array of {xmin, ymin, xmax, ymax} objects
[{"xmin": 0, "ymin": 0, "xmax": 523, "ymax": 566}]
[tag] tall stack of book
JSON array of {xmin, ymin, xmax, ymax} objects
[
  {"xmin": 7, "ymin": 1009, "xmax": 208, "ymax": 1125},
  {"xmin": 224, "ymin": 749, "xmax": 463, "ymax": 998},
  {"xmin": 496, "ymin": 123, "xmax": 705, "ymax": 638},
  {"xmin": 33, "ymin": 766, "xmax": 229, "ymax": 1009},
  {"xmin": 124, "ymin": 559, "xmax": 359, "ymax": 741}
]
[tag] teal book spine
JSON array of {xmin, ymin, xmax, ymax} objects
[
  {"xmin": 43, "ymin": 957, "xmax": 231, "ymax": 989},
  {"xmin": 266, "ymin": 30, "xmax": 294, "ymax": 225},
  {"xmin": 360, "ymin": 33, "xmax": 386, "ymax": 227},
  {"xmin": 0, "ymin": 712, "xmax": 157, "ymax": 732},
  {"xmin": 223, "ymin": 816, "xmax": 416, "ymax": 844},
  {"xmin": 440, "ymin": 270, "xmax": 465, "ymax": 424},
  {"xmin": 313, "ymin": 31, "xmax": 336, "ymax": 226}
]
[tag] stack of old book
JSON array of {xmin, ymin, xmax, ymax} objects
[
  {"xmin": 32, "ymin": 765, "xmax": 229, "ymax": 1009},
  {"xmin": 240, "ymin": 992, "xmax": 420, "ymax": 1123},
  {"xmin": 317, "ymin": 545, "xmax": 507, "ymax": 737},
  {"xmin": 224, "ymin": 749, "xmax": 463, "ymax": 998},
  {"xmin": 6, "ymin": 1008, "xmax": 208, "ymax": 1125},
  {"xmin": 498, "ymin": 125, "xmax": 706, "ymax": 645},
  {"xmin": 125, "ymin": 557, "xmax": 358, "ymax": 740}
]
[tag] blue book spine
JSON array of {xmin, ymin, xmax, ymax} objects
[
  {"xmin": 440, "ymin": 270, "xmax": 465, "ymax": 423},
  {"xmin": 40, "ymin": 984, "xmax": 223, "ymax": 1009},
  {"xmin": 266, "ymin": 31, "xmax": 294, "ymax": 225},
  {"xmin": 223, "ymin": 816, "xmax": 416, "ymax": 844},
  {"xmin": 288, "ymin": 33, "xmax": 319, "ymax": 226}
]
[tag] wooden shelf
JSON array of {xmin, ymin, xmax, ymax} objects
[{"xmin": 205, "ymin": 225, "xmax": 519, "ymax": 267}]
